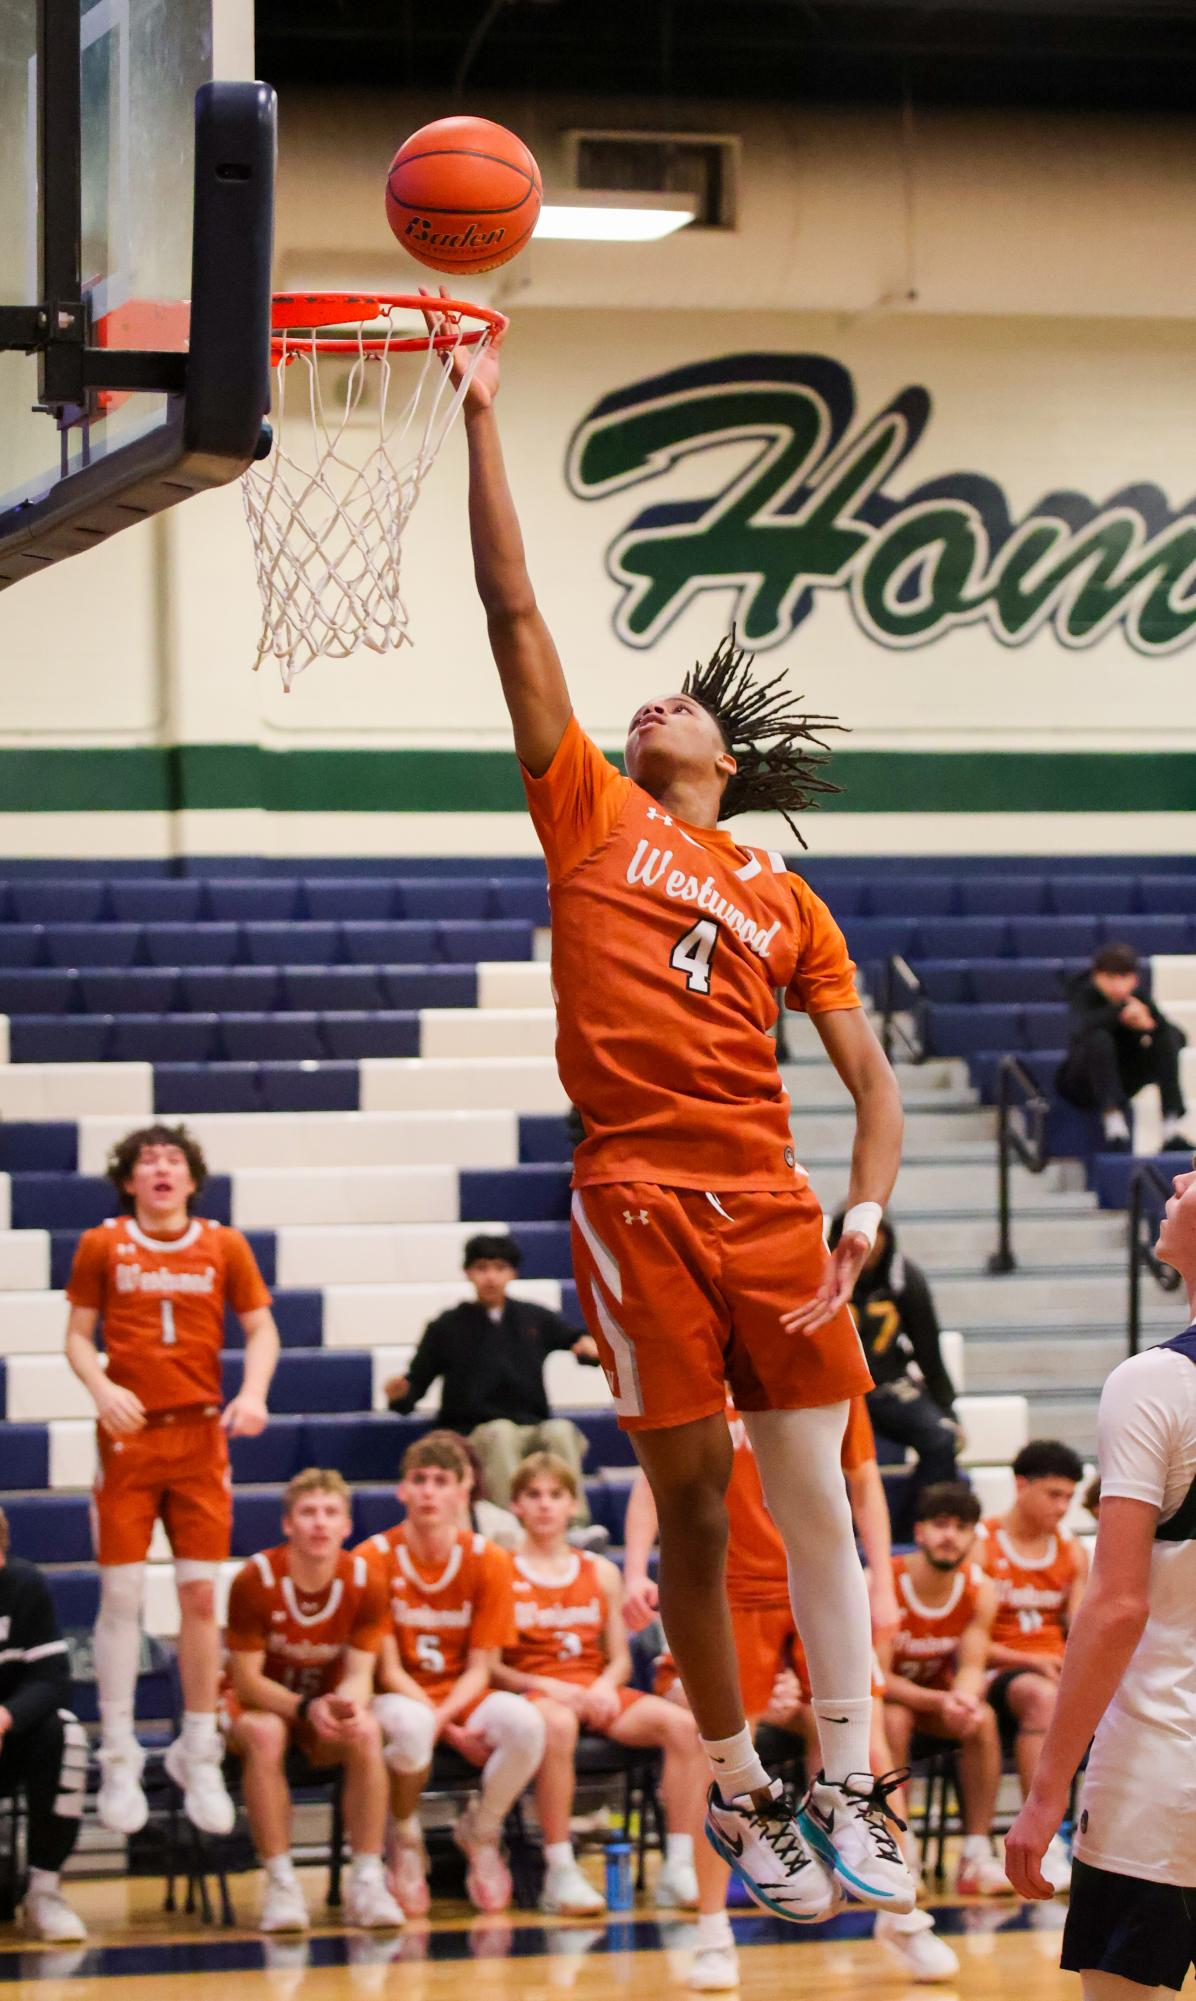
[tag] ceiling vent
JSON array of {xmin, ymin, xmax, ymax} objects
[{"xmin": 566, "ymin": 130, "xmax": 738, "ymax": 229}]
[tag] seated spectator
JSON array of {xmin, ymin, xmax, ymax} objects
[
  {"xmin": 496, "ymin": 1452, "xmax": 710, "ymax": 1920},
  {"xmin": 384, "ymin": 1233, "xmax": 602, "ymax": 1530},
  {"xmin": 828, "ymin": 1210, "xmax": 960, "ymax": 1538},
  {"xmin": 976, "ymin": 1439, "xmax": 1087, "ymax": 1893},
  {"xmin": 1056, "ymin": 942, "xmax": 1193, "ymax": 1152},
  {"xmin": 0, "ymin": 1508, "xmax": 88, "ymax": 1943},
  {"xmin": 223, "ymin": 1469, "xmax": 403, "ymax": 1935},
  {"xmin": 879, "ymin": 1481, "xmax": 1007, "ymax": 1896},
  {"xmin": 453, "ymin": 1433, "xmax": 524, "ymax": 1552},
  {"xmin": 362, "ymin": 1434, "xmax": 545, "ymax": 1917}
]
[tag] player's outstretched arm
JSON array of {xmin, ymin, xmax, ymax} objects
[
  {"xmin": 222, "ymin": 1305, "xmax": 280, "ymax": 1437},
  {"xmin": 463, "ymin": 358, "xmax": 573, "ymax": 777}
]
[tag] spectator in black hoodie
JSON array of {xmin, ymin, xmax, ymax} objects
[
  {"xmin": 828, "ymin": 1210, "xmax": 960, "ymax": 1538},
  {"xmin": 1055, "ymin": 942, "xmax": 1192, "ymax": 1153}
]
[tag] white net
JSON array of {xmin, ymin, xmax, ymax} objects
[{"xmin": 242, "ymin": 304, "xmax": 494, "ymax": 689}]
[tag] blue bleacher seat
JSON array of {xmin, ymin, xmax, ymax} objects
[
  {"xmin": 228, "ymin": 1419, "xmax": 307, "ymax": 1484},
  {"xmin": 2, "ymin": 1495, "xmax": 93, "ymax": 1563},
  {"xmin": 460, "ymin": 1165, "xmax": 571, "ymax": 1222},
  {"xmin": 320, "ymin": 1012, "xmax": 421, "ymax": 1059},
  {"xmin": 0, "ymin": 1425, "xmax": 50, "ymax": 1490},
  {"xmin": 1139, "ymin": 875, "xmax": 1196, "ymax": 915},
  {"xmin": 281, "ymin": 966, "xmax": 386, "ymax": 1011},
  {"xmin": 341, "ymin": 922, "xmax": 438, "ymax": 966},
  {"xmin": 560, "ymin": 1281, "xmax": 583, "ymax": 1327},
  {"xmin": 380, "ymin": 965, "xmax": 477, "ymax": 1009},
  {"xmin": 1010, "ymin": 916, "xmax": 1099, "ymax": 959},
  {"xmin": 958, "ymin": 875, "xmax": 1047, "ymax": 916},
  {"xmin": 301, "ymin": 880, "xmax": 396, "ymax": 921},
  {"xmin": 1103, "ymin": 915, "xmax": 1192, "ymax": 956},
  {"xmin": 910, "ymin": 962, "xmax": 972, "ymax": 1004},
  {"xmin": 178, "ymin": 967, "xmax": 281, "ymax": 1011},
  {"xmin": 109, "ymin": 881, "xmax": 204, "ymax": 923},
  {"xmin": 1045, "ymin": 1094, "xmax": 1102, "ymax": 1157},
  {"xmin": 492, "ymin": 880, "xmax": 551, "ymax": 926},
  {"xmin": 44, "ymin": 924, "xmax": 140, "ymax": 969},
  {"xmin": 78, "ymin": 968, "xmax": 179, "ymax": 1013},
  {"xmin": 152, "ymin": 1061, "xmax": 359, "ymax": 1115},
  {"xmin": 46, "ymin": 1569, "xmax": 100, "ymax": 1633},
  {"xmin": 0, "ymin": 970, "xmax": 76, "ymax": 1013},
  {"xmin": 353, "ymin": 1489, "xmax": 402, "ymax": 1542},
  {"xmin": 224, "ymin": 1292, "xmax": 323, "ymax": 1349},
  {"xmin": 0, "ymin": 1122, "xmax": 77, "ymax": 1170},
  {"xmin": 241, "ymin": 923, "xmax": 339, "ymax": 968},
  {"xmin": 869, "ymin": 878, "xmax": 957, "ymax": 919},
  {"xmin": 1050, "ymin": 873, "xmax": 1140, "ymax": 915},
  {"xmin": 109, "ymin": 1014, "xmax": 219, "ymax": 1063},
  {"xmin": 222, "ymin": 1348, "xmax": 371, "ymax": 1414},
  {"xmin": 220, "ymin": 1012, "xmax": 325, "ymax": 1062},
  {"xmin": 11, "ymin": 882, "xmax": 108, "ymax": 925},
  {"xmin": 1021, "ymin": 1004, "xmax": 1070, "ymax": 1049},
  {"xmin": 978, "ymin": 959, "xmax": 1071, "ymax": 1005},
  {"xmin": 839, "ymin": 917, "xmax": 917, "ymax": 964},
  {"xmin": 518, "ymin": 1115, "xmax": 573, "ymax": 1164},
  {"xmin": 10, "ymin": 1016, "xmax": 111, "ymax": 1063},
  {"xmin": 11, "ymin": 1173, "xmax": 115, "ymax": 1230},
  {"xmin": 142, "ymin": 923, "xmax": 239, "ymax": 968},
  {"xmin": 916, "ymin": 917, "xmax": 1011, "ymax": 959},
  {"xmin": 399, "ymin": 878, "xmax": 496, "ymax": 922},
  {"xmin": 497, "ymin": 1221, "xmax": 573, "ymax": 1280},
  {"xmin": 926, "ymin": 1004, "xmax": 1021, "ymax": 1058},
  {"xmin": 204, "ymin": 879, "xmax": 303, "ymax": 922},
  {"xmin": 800, "ymin": 875, "xmax": 866, "ymax": 918},
  {"xmin": 303, "ymin": 1416, "xmax": 404, "ymax": 1483},
  {"xmin": 438, "ymin": 921, "xmax": 532, "ymax": 963},
  {"xmin": 0, "ymin": 927, "xmax": 45, "ymax": 969},
  {"xmin": 260, "ymin": 1062, "xmax": 359, "ymax": 1112}
]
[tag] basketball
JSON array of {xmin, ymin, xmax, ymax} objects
[{"xmin": 385, "ymin": 115, "xmax": 542, "ymax": 275}]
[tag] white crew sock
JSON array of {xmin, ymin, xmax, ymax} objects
[
  {"xmin": 26, "ymin": 1868, "xmax": 60, "ymax": 1898},
  {"xmin": 810, "ymin": 1699, "xmax": 874, "ymax": 1786},
  {"xmin": 349, "ymin": 1853, "xmax": 384, "ymax": 1885},
  {"xmin": 181, "ymin": 1710, "xmax": 221, "ymax": 1757},
  {"xmin": 266, "ymin": 1853, "xmax": 297, "ymax": 1886},
  {"xmin": 666, "ymin": 1833, "xmax": 694, "ymax": 1869},
  {"xmin": 544, "ymin": 1841, "xmax": 575, "ymax": 1873},
  {"xmin": 697, "ymin": 1911, "xmax": 735, "ymax": 1951},
  {"xmin": 1103, "ymin": 1109, "xmax": 1131, "ymax": 1141},
  {"xmin": 962, "ymin": 1834, "xmax": 992, "ymax": 1859},
  {"xmin": 396, "ymin": 1812, "xmax": 422, "ymax": 1844},
  {"xmin": 699, "ymin": 1725, "xmax": 770, "ymax": 1800}
]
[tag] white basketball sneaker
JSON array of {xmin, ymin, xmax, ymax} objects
[
  {"xmin": 540, "ymin": 1859, "xmax": 607, "ymax": 1916},
  {"xmin": 343, "ymin": 1872, "xmax": 405, "ymax": 1930},
  {"xmin": 797, "ymin": 1770, "xmax": 917, "ymax": 1912},
  {"xmin": 875, "ymin": 1909, "xmax": 960, "ymax": 1983},
  {"xmin": 259, "ymin": 1874, "xmax": 311, "ymax": 1934},
  {"xmin": 705, "ymin": 1778, "xmax": 838, "ymax": 1923},
  {"xmin": 164, "ymin": 1737, "xmax": 235, "ymax": 1837},
  {"xmin": 655, "ymin": 1857, "xmax": 700, "ymax": 1909},
  {"xmin": 97, "ymin": 1740, "xmax": 148, "ymax": 1836},
  {"xmin": 23, "ymin": 1888, "xmax": 87, "ymax": 1943},
  {"xmin": 687, "ymin": 1944, "xmax": 741, "ymax": 1991}
]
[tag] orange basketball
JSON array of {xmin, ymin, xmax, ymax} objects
[{"xmin": 385, "ymin": 116, "xmax": 542, "ymax": 275}]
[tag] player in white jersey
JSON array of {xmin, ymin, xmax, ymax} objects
[{"xmin": 1006, "ymin": 1159, "xmax": 1196, "ymax": 1999}]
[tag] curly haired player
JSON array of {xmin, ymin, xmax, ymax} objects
[{"xmin": 439, "ymin": 313, "xmax": 913, "ymax": 1924}]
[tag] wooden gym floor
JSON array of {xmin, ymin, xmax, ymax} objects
[{"xmin": 2, "ymin": 1874, "xmax": 1193, "ymax": 2001}]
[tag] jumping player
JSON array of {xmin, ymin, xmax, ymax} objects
[
  {"xmin": 880, "ymin": 1482, "xmax": 1007, "ymax": 1896},
  {"xmin": 496, "ymin": 1451, "xmax": 713, "ymax": 1920},
  {"xmin": 361, "ymin": 1433, "xmax": 546, "ymax": 1916},
  {"xmin": 224, "ymin": 1470, "xmax": 403, "ymax": 1934},
  {"xmin": 63, "ymin": 1123, "xmax": 280, "ymax": 1838},
  {"xmin": 448, "ymin": 308, "xmax": 912, "ymax": 1923},
  {"xmin": 1007, "ymin": 1161, "xmax": 1196, "ymax": 2001}
]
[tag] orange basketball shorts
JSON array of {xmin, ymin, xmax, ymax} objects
[
  {"xmin": 569, "ymin": 1182, "xmax": 871, "ymax": 1432},
  {"xmin": 729, "ymin": 1602, "xmax": 797, "ymax": 1719},
  {"xmin": 92, "ymin": 1416, "xmax": 232, "ymax": 1566}
]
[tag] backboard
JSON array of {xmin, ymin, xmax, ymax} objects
[{"xmin": 0, "ymin": 0, "xmax": 275, "ymax": 586}]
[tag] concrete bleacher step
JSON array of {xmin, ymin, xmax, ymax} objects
[
  {"xmin": 77, "ymin": 1109, "xmax": 523, "ymax": 1174},
  {"xmin": 932, "ymin": 1269, "xmax": 1176, "ymax": 1326},
  {"xmin": 962, "ymin": 1329, "xmax": 1129, "ymax": 1395},
  {"xmin": 894, "ymin": 1211, "xmax": 1125, "ymax": 1269}
]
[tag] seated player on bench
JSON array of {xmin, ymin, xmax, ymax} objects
[{"xmin": 223, "ymin": 1469, "xmax": 403, "ymax": 1935}]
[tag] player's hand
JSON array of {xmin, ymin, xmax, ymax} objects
[
  {"xmin": 868, "ymin": 1573, "xmax": 900, "ymax": 1645},
  {"xmin": 761, "ymin": 1668, "xmax": 803, "ymax": 1729},
  {"xmin": 939, "ymin": 1691, "xmax": 978, "ymax": 1735},
  {"xmin": 621, "ymin": 1573, "xmax": 660, "ymax": 1633},
  {"xmin": 0, "ymin": 1707, "xmax": 12, "ymax": 1742},
  {"xmin": 782, "ymin": 1232, "xmax": 870, "ymax": 1335},
  {"xmin": 417, "ymin": 285, "xmax": 506, "ymax": 410},
  {"xmin": 221, "ymin": 1390, "xmax": 269, "ymax": 1437},
  {"xmin": 383, "ymin": 1374, "xmax": 409, "ymax": 1404},
  {"xmin": 1120, "ymin": 997, "xmax": 1154, "ymax": 1032},
  {"xmin": 308, "ymin": 1693, "xmax": 358, "ymax": 1743},
  {"xmin": 440, "ymin": 1721, "xmax": 489, "ymax": 1766},
  {"xmin": 1004, "ymin": 1795, "xmax": 1065, "ymax": 1900},
  {"xmin": 96, "ymin": 1380, "xmax": 147, "ymax": 1437},
  {"xmin": 579, "ymin": 1682, "xmax": 622, "ymax": 1730}
]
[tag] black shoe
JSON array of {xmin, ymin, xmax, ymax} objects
[
  {"xmin": 1161, "ymin": 1130, "xmax": 1196, "ymax": 1153},
  {"xmin": 1102, "ymin": 1134, "xmax": 1132, "ymax": 1153}
]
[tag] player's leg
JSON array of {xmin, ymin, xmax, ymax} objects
[
  {"xmin": 308, "ymin": 1713, "xmax": 403, "ymax": 1930},
  {"xmin": 527, "ymin": 1696, "xmax": 605, "ymax": 1916},
  {"xmin": 8, "ymin": 1709, "xmax": 88, "ymax": 1942},
  {"xmin": 454, "ymin": 1691, "xmax": 546, "ymax": 1912},
  {"xmin": 954, "ymin": 1707, "xmax": 1008, "ymax": 1893},
  {"xmin": 226, "ymin": 1709, "xmax": 308, "ymax": 1932},
  {"xmin": 606, "ymin": 1694, "xmax": 705, "ymax": 1909},
  {"xmin": 468, "ymin": 1420, "xmax": 533, "ymax": 1513},
  {"xmin": 372, "ymin": 1693, "xmax": 436, "ymax": 1915},
  {"xmin": 92, "ymin": 1433, "xmax": 157, "ymax": 1835},
  {"xmin": 162, "ymin": 1425, "xmax": 236, "ymax": 1834},
  {"xmin": 1002, "ymin": 1670, "xmax": 1071, "ymax": 1890}
]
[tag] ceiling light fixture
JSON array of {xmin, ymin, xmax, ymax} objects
[{"xmin": 535, "ymin": 190, "xmax": 698, "ymax": 242}]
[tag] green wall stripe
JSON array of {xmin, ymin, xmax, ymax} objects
[{"xmin": 0, "ymin": 745, "xmax": 1190, "ymax": 813}]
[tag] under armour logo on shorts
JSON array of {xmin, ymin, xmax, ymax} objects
[{"xmin": 623, "ymin": 1209, "xmax": 650, "ymax": 1225}]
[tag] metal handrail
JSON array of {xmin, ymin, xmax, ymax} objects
[
  {"xmin": 879, "ymin": 954, "xmax": 928, "ymax": 1064},
  {"xmin": 988, "ymin": 1053, "xmax": 1052, "ymax": 1274},
  {"xmin": 1127, "ymin": 1161, "xmax": 1182, "ymax": 1355}
]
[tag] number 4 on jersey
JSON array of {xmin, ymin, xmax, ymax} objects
[{"xmin": 670, "ymin": 918, "xmax": 718, "ymax": 994}]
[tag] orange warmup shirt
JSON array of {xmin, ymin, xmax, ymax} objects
[
  {"xmin": 725, "ymin": 1395, "xmax": 877, "ymax": 1607},
  {"xmin": 523, "ymin": 718, "xmax": 860, "ymax": 1189},
  {"xmin": 977, "ymin": 1518, "xmax": 1081, "ymax": 1659},
  {"xmin": 360, "ymin": 1525, "xmax": 516, "ymax": 1705},
  {"xmin": 889, "ymin": 1555, "xmax": 985, "ymax": 1691},
  {"xmin": 66, "ymin": 1215, "xmax": 272, "ymax": 1411},
  {"xmin": 225, "ymin": 1546, "xmax": 390, "ymax": 1701},
  {"xmin": 509, "ymin": 1550, "xmax": 608, "ymax": 1685}
]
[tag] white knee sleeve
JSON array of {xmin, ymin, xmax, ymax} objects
[
  {"xmin": 95, "ymin": 1564, "xmax": 146, "ymax": 1736},
  {"xmin": 469, "ymin": 1692, "xmax": 546, "ymax": 1824},
  {"xmin": 174, "ymin": 1559, "xmax": 220, "ymax": 1588},
  {"xmin": 373, "ymin": 1694, "xmax": 437, "ymax": 1775}
]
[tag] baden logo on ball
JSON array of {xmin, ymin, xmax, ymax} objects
[{"xmin": 385, "ymin": 114, "xmax": 542, "ymax": 274}]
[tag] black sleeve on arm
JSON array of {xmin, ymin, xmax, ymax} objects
[
  {"xmin": 899, "ymin": 1263, "xmax": 958, "ymax": 1414},
  {"xmin": 389, "ymin": 1317, "xmax": 447, "ymax": 1415},
  {"xmin": 3, "ymin": 1569, "xmax": 71, "ymax": 1734},
  {"xmin": 539, "ymin": 1306, "xmax": 599, "ymax": 1365}
]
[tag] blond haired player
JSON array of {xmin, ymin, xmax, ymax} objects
[
  {"xmin": 360, "ymin": 1433, "xmax": 545, "ymax": 1916},
  {"xmin": 1008, "ymin": 1162, "xmax": 1196, "ymax": 2001},
  {"xmin": 224, "ymin": 1470, "xmax": 402, "ymax": 1933},
  {"xmin": 64, "ymin": 1123, "xmax": 279, "ymax": 1839},
  {"xmin": 495, "ymin": 1451, "xmax": 714, "ymax": 1920},
  {"xmin": 440, "ymin": 305, "xmax": 911, "ymax": 1926}
]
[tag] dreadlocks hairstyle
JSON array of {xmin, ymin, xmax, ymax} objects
[{"xmin": 682, "ymin": 630, "xmax": 843, "ymax": 845}]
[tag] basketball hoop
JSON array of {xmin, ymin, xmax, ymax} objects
[{"xmin": 242, "ymin": 291, "xmax": 506, "ymax": 689}]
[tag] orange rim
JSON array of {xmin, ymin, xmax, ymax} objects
[{"xmin": 270, "ymin": 290, "xmax": 506, "ymax": 360}]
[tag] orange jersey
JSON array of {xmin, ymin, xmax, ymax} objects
[
  {"xmin": 977, "ymin": 1517, "xmax": 1080, "ymax": 1658},
  {"xmin": 889, "ymin": 1556, "xmax": 985, "ymax": 1691},
  {"xmin": 360, "ymin": 1525, "xmax": 516, "ymax": 1705},
  {"xmin": 508, "ymin": 1550, "xmax": 609, "ymax": 1686},
  {"xmin": 225, "ymin": 1546, "xmax": 390, "ymax": 1701},
  {"xmin": 725, "ymin": 1396, "xmax": 876, "ymax": 1607},
  {"xmin": 523, "ymin": 718, "xmax": 860, "ymax": 1189},
  {"xmin": 66, "ymin": 1215, "xmax": 271, "ymax": 1412}
]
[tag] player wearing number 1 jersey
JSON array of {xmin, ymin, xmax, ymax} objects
[
  {"xmin": 64, "ymin": 1124, "xmax": 280, "ymax": 1842},
  {"xmin": 452, "ymin": 321, "xmax": 913, "ymax": 1924}
]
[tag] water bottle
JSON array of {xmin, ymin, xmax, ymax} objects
[{"xmin": 604, "ymin": 1839, "xmax": 634, "ymax": 1910}]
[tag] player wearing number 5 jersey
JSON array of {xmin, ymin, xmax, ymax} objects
[
  {"xmin": 64, "ymin": 1124, "xmax": 280, "ymax": 1843},
  {"xmin": 450, "ymin": 316, "xmax": 913, "ymax": 1923}
]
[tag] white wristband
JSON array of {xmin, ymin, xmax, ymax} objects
[{"xmin": 842, "ymin": 1201, "xmax": 883, "ymax": 1249}]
